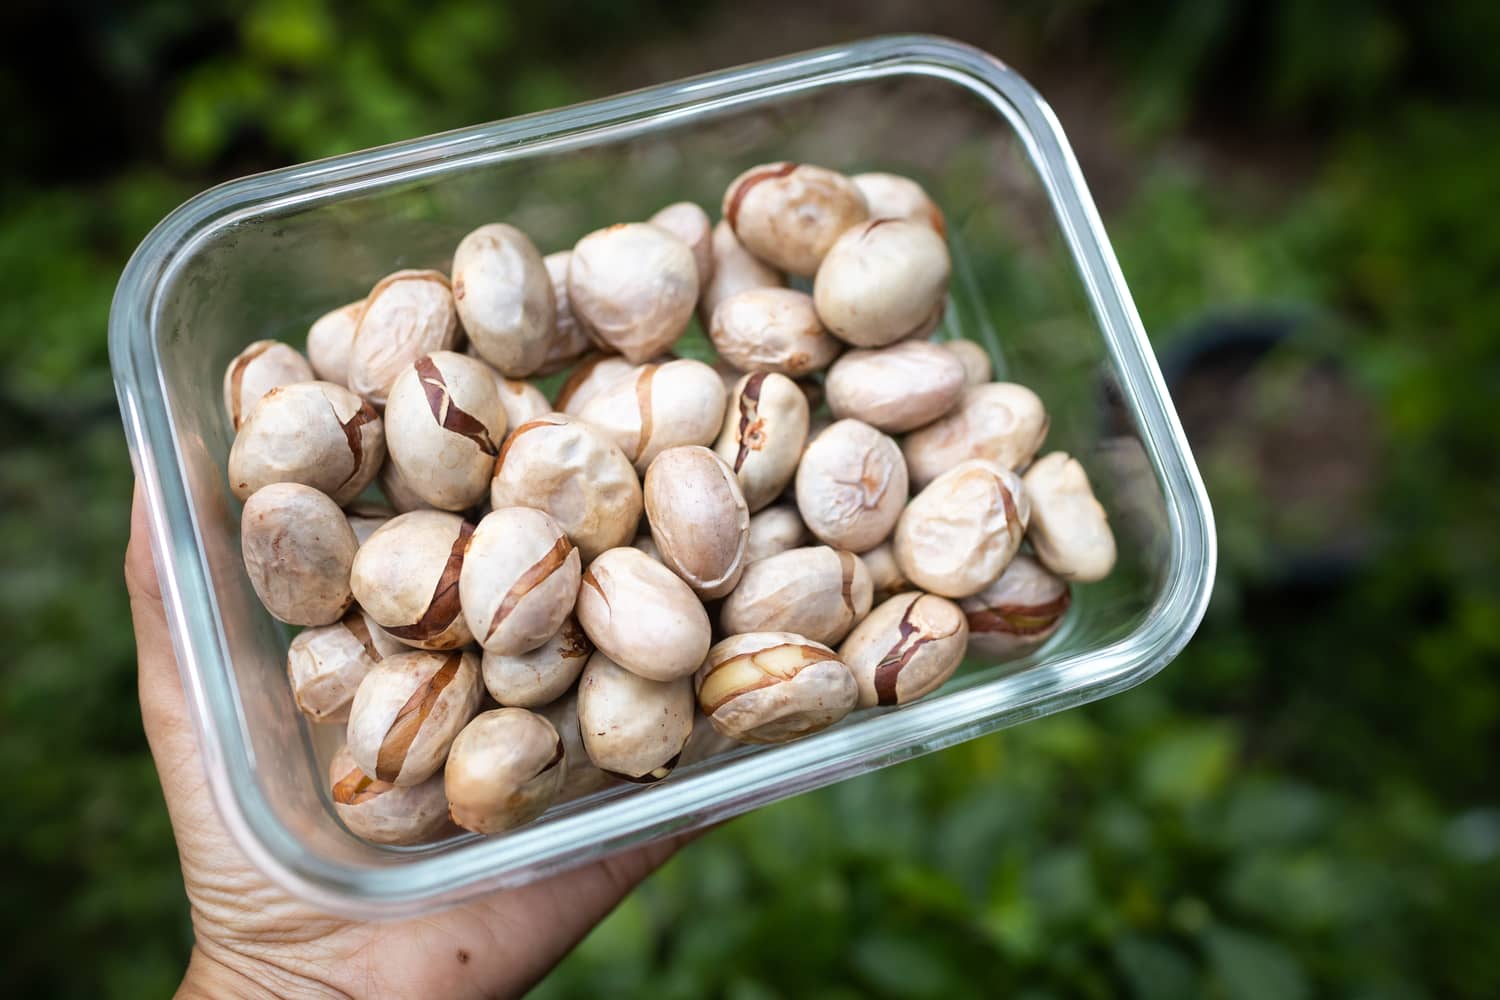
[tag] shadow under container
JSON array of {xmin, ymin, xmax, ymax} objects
[{"xmin": 110, "ymin": 35, "xmax": 1216, "ymax": 918}]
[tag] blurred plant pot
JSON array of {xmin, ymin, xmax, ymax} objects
[{"xmin": 1158, "ymin": 309, "xmax": 1380, "ymax": 591}]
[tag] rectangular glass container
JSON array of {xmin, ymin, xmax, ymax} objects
[{"xmin": 110, "ymin": 35, "xmax": 1215, "ymax": 918}]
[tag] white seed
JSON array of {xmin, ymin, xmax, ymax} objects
[
  {"xmin": 839, "ymin": 592, "xmax": 968, "ymax": 707},
  {"xmin": 555, "ymin": 353, "xmax": 638, "ymax": 416},
  {"xmin": 223, "ymin": 340, "xmax": 314, "ymax": 430},
  {"xmin": 851, "ymin": 172, "xmax": 946, "ymax": 235},
  {"xmin": 460, "ymin": 507, "xmax": 580, "ymax": 656},
  {"xmin": 719, "ymin": 546, "xmax": 873, "ymax": 645},
  {"xmin": 825, "ymin": 340, "xmax": 965, "ymax": 433},
  {"xmin": 643, "ymin": 446, "xmax": 750, "ymax": 600},
  {"xmin": 489, "ymin": 414, "xmax": 642, "ymax": 563},
  {"xmin": 575, "ymin": 547, "xmax": 711, "ymax": 682},
  {"xmin": 577, "ymin": 650, "xmax": 693, "ymax": 782},
  {"xmin": 306, "ymin": 299, "xmax": 365, "ymax": 386},
  {"xmin": 902, "ymin": 382, "xmax": 1049, "ymax": 489},
  {"xmin": 714, "ymin": 371, "xmax": 810, "ymax": 512},
  {"xmin": 241, "ymin": 483, "xmax": 358, "ymax": 627},
  {"xmin": 349, "ymin": 511, "xmax": 475, "ymax": 650},
  {"xmin": 347, "ymin": 269, "xmax": 459, "ymax": 406},
  {"xmin": 699, "ymin": 219, "xmax": 783, "ymax": 327},
  {"xmin": 745, "ymin": 505, "xmax": 811, "ymax": 563},
  {"xmin": 383, "ymin": 351, "xmax": 506, "ymax": 511},
  {"xmin": 445, "ymin": 708, "xmax": 565, "ymax": 834},
  {"xmin": 329, "ymin": 744, "xmax": 451, "ymax": 846},
  {"xmin": 648, "ymin": 202, "xmax": 714, "ymax": 292},
  {"xmin": 483, "ymin": 617, "xmax": 591, "ymax": 708},
  {"xmin": 813, "ymin": 219, "xmax": 950, "ymax": 348},
  {"xmin": 346, "ymin": 648, "xmax": 482, "ymax": 785},
  {"xmin": 722, "ymin": 162, "xmax": 868, "ymax": 276},
  {"xmin": 942, "ymin": 339, "xmax": 991, "ymax": 386},
  {"xmin": 960, "ymin": 554, "xmax": 1071, "ymax": 661},
  {"xmin": 287, "ymin": 607, "xmax": 401, "ymax": 723},
  {"xmin": 227, "ymin": 380, "xmax": 384, "ymax": 505},
  {"xmin": 894, "ymin": 460, "xmax": 1031, "ymax": 598},
  {"xmin": 537, "ymin": 250, "xmax": 592, "ymax": 373},
  {"xmin": 1022, "ymin": 452, "xmax": 1117, "ymax": 582},
  {"xmin": 577, "ymin": 358, "xmax": 727, "ymax": 472},
  {"xmin": 709, "ymin": 288, "xmax": 842, "ymax": 377},
  {"xmin": 795, "ymin": 419, "xmax": 909, "ymax": 553},
  {"xmin": 452, "ymin": 223, "xmax": 555, "ymax": 378},
  {"xmin": 568, "ymin": 222, "xmax": 697, "ymax": 363},
  {"xmin": 696, "ymin": 632, "xmax": 858, "ymax": 744},
  {"xmin": 537, "ymin": 691, "xmax": 617, "ymax": 800}
]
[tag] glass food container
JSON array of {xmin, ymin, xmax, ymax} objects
[{"xmin": 110, "ymin": 35, "xmax": 1215, "ymax": 918}]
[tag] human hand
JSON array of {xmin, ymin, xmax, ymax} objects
[{"xmin": 126, "ymin": 486, "xmax": 687, "ymax": 998}]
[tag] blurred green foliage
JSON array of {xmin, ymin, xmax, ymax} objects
[{"xmin": 2, "ymin": 1, "xmax": 1498, "ymax": 997}]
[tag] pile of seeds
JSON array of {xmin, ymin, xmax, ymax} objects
[{"xmin": 225, "ymin": 163, "xmax": 1116, "ymax": 843}]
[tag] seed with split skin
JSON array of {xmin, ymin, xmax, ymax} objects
[
  {"xmin": 383, "ymin": 351, "xmax": 507, "ymax": 511},
  {"xmin": 714, "ymin": 371, "xmax": 810, "ymax": 512},
  {"xmin": 345, "ymin": 502, "xmax": 394, "ymax": 545},
  {"xmin": 306, "ymin": 299, "xmax": 365, "ymax": 386},
  {"xmin": 538, "ymin": 251, "xmax": 593, "ymax": 372},
  {"xmin": 460, "ymin": 507, "xmax": 580, "ymax": 656},
  {"xmin": 722, "ymin": 161, "xmax": 869, "ymax": 277},
  {"xmin": 483, "ymin": 616, "xmax": 592, "ymax": 708},
  {"xmin": 577, "ymin": 650, "xmax": 693, "ymax": 782},
  {"xmin": 860, "ymin": 541, "xmax": 912, "ymax": 603},
  {"xmin": 347, "ymin": 269, "xmax": 459, "ymax": 406},
  {"xmin": 839, "ymin": 592, "xmax": 969, "ymax": 707},
  {"xmin": 648, "ymin": 202, "xmax": 715, "ymax": 292},
  {"xmin": 350, "ymin": 511, "xmax": 476, "ymax": 650},
  {"xmin": 1022, "ymin": 452, "xmax": 1117, "ymax": 582},
  {"xmin": 537, "ymin": 691, "xmax": 616, "ymax": 800},
  {"xmin": 710, "ymin": 288, "xmax": 842, "ymax": 377},
  {"xmin": 575, "ymin": 547, "xmax": 711, "ymax": 681},
  {"xmin": 329, "ymin": 744, "xmax": 451, "ymax": 846},
  {"xmin": 721, "ymin": 546, "xmax": 872, "ymax": 645},
  {"xmin": 241, "ymin": 483, "xmax": 358, "ymax": 626},
  {"xmin": 960, "ymin": 554, "xmax": 1071, "ymax": 661},
  {"xmin": 643, "ymin": 446, "xmax": 750, "ymax": 599},
  {"xmin": 445, "ymin": 708, "xmax": 565, "ymax": 834},
  {"xmin": 452, "ymin": 223, "xmax": 555, "ymax": 377},
  {"xmin": 555, "ymin": 353, "xmax": 638, "ymax": 416},
  {"xmin": 813, "ymin": 219, "xmax": 951, "ymax": 348},
  {"xmin": 228, "ymin": 380, "xmax": 384, "ymax": 505},
  {"xmin": 346, "ymin": 648, "xmax": 483, "ymax": 785},
  {"xmin": 894, "ymin": 460, "xmax": 1031, "ymax": 598},
  {"xmin": 223, "ymin": 339, "xmax": 314, "ymax": 430},
  {"xmin": 578, "ymin": 358, "xmax": 727, "ymax": 473},
  {"xmin": 696, "ymin": 632, "xmax": 858, "ymax": 744},
  {"xmin": 851, "ymin": 172, "xmax": 946, "ymax": 236},
  {"xmin": 699, "ymin": 219, "xmax": 784, "ymax": 327},
  {"xmin": 746, "ymin": 505, "xmax": 811, "ymax": 563},
  {"xmin": 942, "ymin": 339, "xmax": 991, "ymax": 386},
  {"xmin": 568, "ymin": 222, "xmax": 698, "ymax": 363},
  {"xmin": 795, "ymin": 419, "xmax": 909, "ymax": 553},
  {"xmin": 379, "ymin": 458, "xmax": 435, "ymax": 514},
  {"xmin": 825, "ymin": 340, "xmax": 965, "ymax": 433},
  {"xmin": 288, "ymin": 607, "xmax": 404, "ymax": 723},
  {"xmin": 489, "ymin": 414, "xmax": 642, "ymax": 563},
  {"xmin": 902, "ymin": 382, "xmax": 1050, "ymax": 489}
]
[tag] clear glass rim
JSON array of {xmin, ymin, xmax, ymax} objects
[{"xmin": 110, "ymin": 33, "xmax": 1216, "ymax": 918}]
